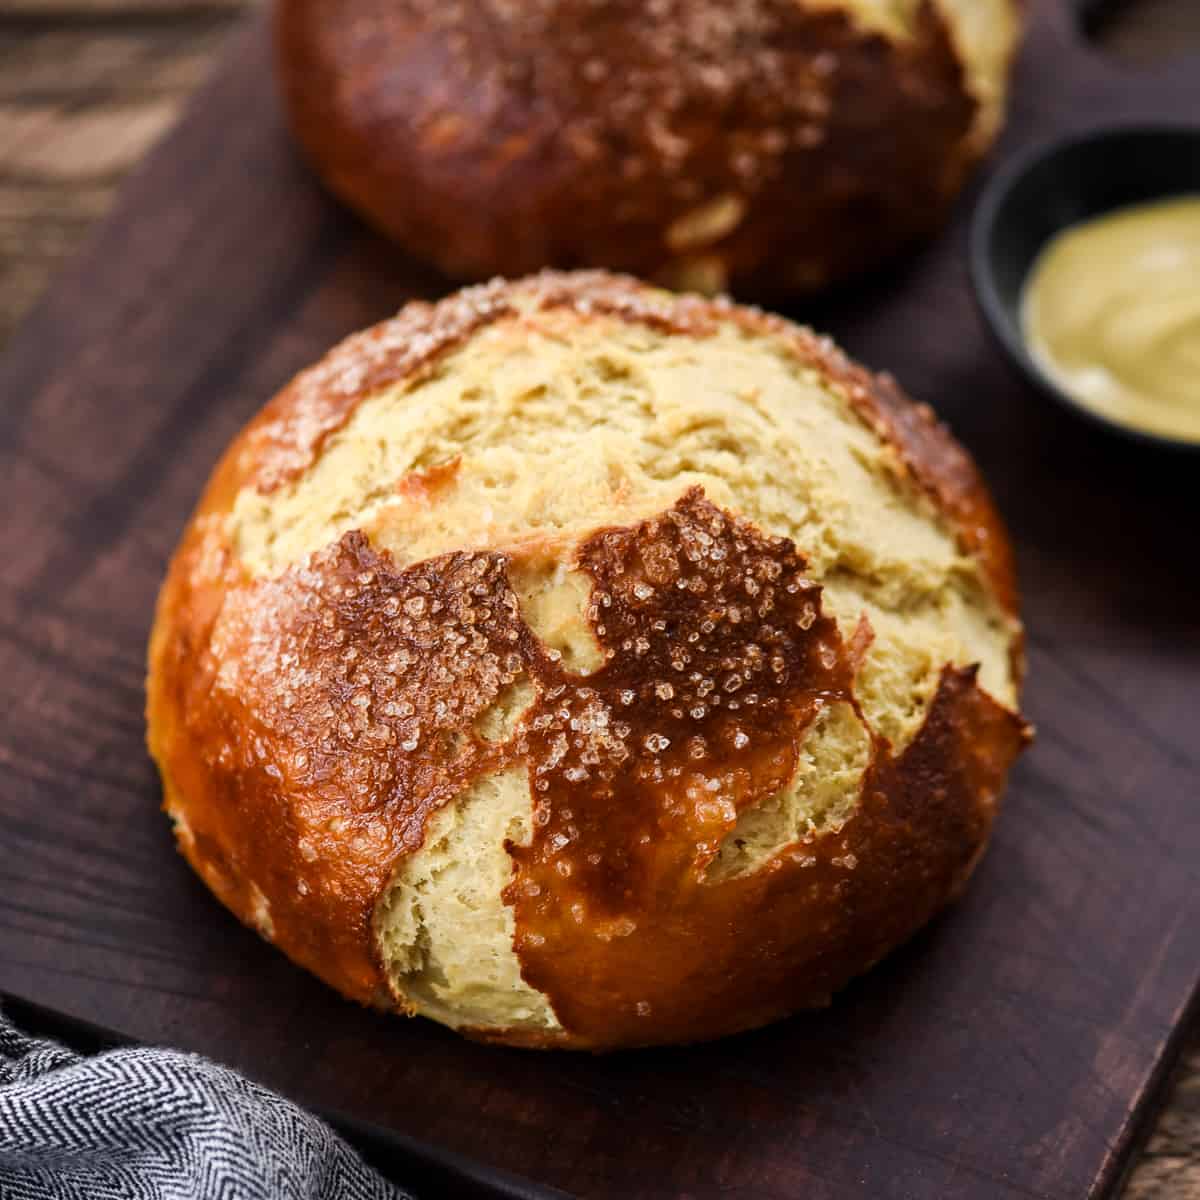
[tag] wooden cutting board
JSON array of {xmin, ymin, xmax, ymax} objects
[{"xmin": 1, "ymin": 4, "xmax": 1197, "ymax": 1197}]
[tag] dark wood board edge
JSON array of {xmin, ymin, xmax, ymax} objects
[{"xmin": 1099, "ymin": 984, "xmax": 1200, "ymax": 1199}]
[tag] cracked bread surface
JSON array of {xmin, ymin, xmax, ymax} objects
[{"xmin": 147, "ymin": 271, "xmax": 1029, "ymax": 1049}]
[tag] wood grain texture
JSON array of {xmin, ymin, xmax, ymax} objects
[
  {"xmin": 0, "ymin": 3, "xmax": 1198, "ymax": 1198},
  {"xmin": 0, "ymin": 8, "xmax": 242, "ymax": 344}
]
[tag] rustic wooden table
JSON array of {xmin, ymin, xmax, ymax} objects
[{"xmin": 1, "ymin": 2, "xmax": 1197, "ymax": 1197}]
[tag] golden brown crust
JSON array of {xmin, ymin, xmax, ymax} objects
[
  {"xmin": 150, "ymin": 488, "xmax": 1027, "ymax": 1047},
  {"xmin": 501, "ymin": 666, "xmax": 1026, "ymax": 1049},
  {"xmin": 273, "ymin": 0, "xmax": 1000, "ymax": 294},
  {"xmin": 146, "ymin": 273, "xmax": 1029, "ymax": 1048},
  {"xmin": 500, "ymin": 494, "xmax": 1026, "ymax": 1049},
  {"xmin": 149, "ymin": 524, "xmax": 540, "ymax": 1004}
]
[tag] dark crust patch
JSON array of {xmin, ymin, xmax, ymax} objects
[
  {"xmin": 231, "ymin": 269, "xmax": 1019, "ymax": 615},
  {"xmin": 149, "ymin": 525, "xmax": 539, "ymax": 1004},
  {"xmin": 505, "ymin": 490, "xmax": 855, "ymax": 1043},
  {"xmin": 494, "ymin": 666, "xmax": 1027, "ymax": 1049},
  {"xmin": 501, "ymin": 496, "xmax": 1027, "ymax": 1049},
  {"xmin": 274, "ymin": 0, "xmax": 1007, "ymax": 294},
  {"xmin": 148, "ymin": 486, "xmax": 1030, "ymax": 1046}
]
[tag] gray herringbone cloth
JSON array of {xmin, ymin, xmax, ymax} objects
[{"xmin": 0, "ymin": 1011, "xmax": 407, "ymax": 1199}]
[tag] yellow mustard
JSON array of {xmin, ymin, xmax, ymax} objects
[{"xmin": 1021, "ymin": 196, "xmax": 1200, "ymax": 443}]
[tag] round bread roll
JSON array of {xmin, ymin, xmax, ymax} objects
[
  {"xmin": 147, "ymin": 271, "xmax": 1029, "ymax": 1050},
  {"xmin": 274, "ymin": 0, "xmax": 1021, "ymax": 295}
]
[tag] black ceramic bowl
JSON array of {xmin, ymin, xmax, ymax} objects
[{"xmin": 970, "ymin": 124, "xmax": 1200, "ymax": 451}]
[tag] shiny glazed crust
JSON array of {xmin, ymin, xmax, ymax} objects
[
  {"xmin": 273, "ymin": 0, "xmax": 1019, "ymax": 295},
  {"xmin": 146, "ymin": 272, "xmax": 1030, "ymax": 1049}
]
